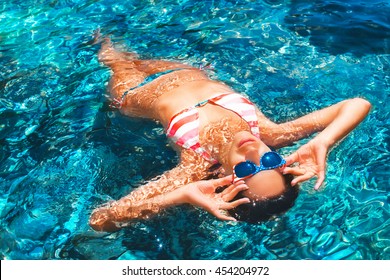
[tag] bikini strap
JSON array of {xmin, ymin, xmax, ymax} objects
[{"xmin": 209, "ymin": 93, "xmax": 260, "ymax": 138}]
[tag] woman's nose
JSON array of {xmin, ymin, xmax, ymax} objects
[{"xmin": 245, "ymin": 149, "xmax": 260, "ymax": 164}]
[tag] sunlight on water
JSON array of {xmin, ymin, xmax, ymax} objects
[{"xmin": 0, "ymin": 0, "xmax": 389, "ymax": 260}]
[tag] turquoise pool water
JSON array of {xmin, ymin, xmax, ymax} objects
[{"xmin": 0, "ymin": 0, "xmax": 389, "ymax": 260}]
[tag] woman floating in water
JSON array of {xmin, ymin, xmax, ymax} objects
[{"xmin": 89, "ymin": 38, "xmax": 371, "ymax": 232}]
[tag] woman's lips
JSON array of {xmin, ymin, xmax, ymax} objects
[{"xmin": 238, "ymin": 138, "xmax": 255, "ymax": 147}]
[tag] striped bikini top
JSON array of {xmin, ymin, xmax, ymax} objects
[{"xmin": 166, "ymin": 93, "xmax": 260, "ymax": 164}]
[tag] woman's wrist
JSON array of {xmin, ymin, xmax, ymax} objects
[
  {"xmin": 163, "ymin": 186, "xmax": 189, "ymax": 206},
  {"xmin": 311, "ymin": 133, "xmax": 333, "ymax": 149}
]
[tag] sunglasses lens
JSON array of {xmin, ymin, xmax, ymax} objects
[
  {"xmin": 234, "ymin": 161, "xmax": 257, "ymax": 178},
  {"xmin": 261, "ymin": 152, "xmax": 283, "ymax": 168}
]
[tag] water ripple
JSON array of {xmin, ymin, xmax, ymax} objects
[{"xmin": 1, "ymin": 0, "xmax": 389, "ymax": 260}]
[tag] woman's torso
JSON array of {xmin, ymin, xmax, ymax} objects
[
  {"xmin": 154, "ymin": 78, "xmax": 241, "ymax": 128},
  {"xmin": 116, "ymin": 68, "xmax": 260, "ymax": 160}
]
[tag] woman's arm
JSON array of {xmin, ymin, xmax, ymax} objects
[
  {"xmin": 280, "ymin": 98, "xmax": 371, "ymax": 189},
  {"xmin": 261, "ymin": 98, "xmax": 371, "ymax": 148},
  {"xmin": 89, "ymin": 165, "xmax": 200, "ymax": 231},
  {"xmin": 89, "ymin": 176, "xmax": 249, "ymax": 232},
  {"xmin": 305, "ymin": 98, "xmax": 371, "ymax": 147},
  {"xmin": 89, "ymin": 179, "xmax": 188, "ymax": 232},
  {"xmin": 119, "ymin": 148, "xmax": 217, "ymax": 203},
  {"xmin": 89, "ymin": 150, "xmax": 217, "ymax": 231}
]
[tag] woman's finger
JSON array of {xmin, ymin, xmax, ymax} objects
[
  {"xmin": 207, "ymin": 206, "xmax": 236, "ymax": 221},
  {"xmin": 291, "ymin": 172, "xmax": 315, "ymax": 186},
  {"xmin": 211, "ymin": 210, "xmax": 237, "ymax": 222},
  {"xmin": 313, "ymin": 170, "xmax": 325, "ymax": 190},
  {"xmin": 210, "ymin": 175, "xmax": 232, "ymax": 189},
  {"xmin": 222, "ymin": 184, "xmax": 249, "ymax": 202},
  {"xmin": 283, "ymin": 166, "xmax": 306, "ymax": 176},
  {"xmin": 220, "ymin": 179, "xmax": 247, "ymax": 196},
  {"xmin": 220, "ymin": 197, "xmax": 250, "ymax": 210},
  {"xmin": 285, "ymin": 152, "xmax": 299, "ymax": 166},
  {"xmin": 233, "ymin": 178, "xmax": 245, "ymax": 186},
  {"xmin": 220, "ymin": 183, "xmax": 237, "ymax": 195},
  {"xmin": 196, "ymin": 176, "xmax": 232, "ymax": 192}
]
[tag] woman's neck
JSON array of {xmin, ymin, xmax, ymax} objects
[{"xmin": 201, "ymin": 117, "xmax": 250, "ymax": 167}]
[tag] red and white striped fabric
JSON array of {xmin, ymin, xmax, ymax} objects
[{"xmin": 166, "ymin": 93, "xmax": 260, "ymax": 163}]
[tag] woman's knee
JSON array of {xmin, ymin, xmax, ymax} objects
[{"xmin": 89, "ymin": 208, "xmax": 121, "ymax": 232}]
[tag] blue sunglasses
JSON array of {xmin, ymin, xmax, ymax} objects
[{"xmin": 233, "ymin": 151, "xmax": 286, "ymax": 180}]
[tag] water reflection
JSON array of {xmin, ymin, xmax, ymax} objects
[{"xmin": 284, "ymin": 0, "xmax": 390, "ymax": 55}]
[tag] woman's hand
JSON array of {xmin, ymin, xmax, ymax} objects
[
  {"xmin": 182, "ymin": 176, "xmax": 250, "ymax": 221},
  {"xmin": 283, "ymin": 138, "xmax": 330, "ymax": 190}
]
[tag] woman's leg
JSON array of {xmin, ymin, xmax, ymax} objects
[
  {"xmin": 98, "ymin": 39, "xmax": 146, "ymax": 102},
  {"xmin": 99, "ymin": 38, "xmax": 196, "ymax": 76},
  {"xmin": 99, "ymin": 39, "xmax": 207, "ymax": 118},
  {"xmin": 132, "ymin": 59, "xmax": 197, "ymax": 75}
]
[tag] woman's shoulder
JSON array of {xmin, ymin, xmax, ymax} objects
[{"xmin": 179, "ymin": 148, "xmax": 217, "ymax": 178}]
